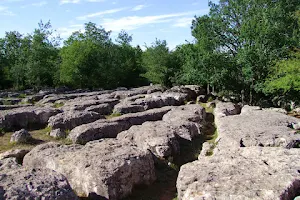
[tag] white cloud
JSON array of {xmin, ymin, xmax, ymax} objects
[
  {"xmin": 59, "ymin": 0, "xmax": 106, "ymax": 4},
  {"xmin": 173, "ymin": 17, "xmax": 194, "ymax": 27},
  {"xmin": 100, "ymin": 10, "xmax": 205, "ymax": 32},
  {"xmin": 0, "ymin": 5, "xmax": 15, "ymax": 16},
  {"xmin": 32, "ymin": 1, "xmax": 47, "ymax": 6},
  {"xmin": 60, "ymin": 0, "xmax": 80, "ymax": 5},
  {"xmin": 86, "ymin": 0, "xmax": 106, "ymax": 2},
  {"xmin": 1, "ymin": 0, "xmax": 24, "ymax": 2},
  {"xmin": 131, "ymin": 4, "xmax": 146, "ymax": 11},
  {"xmin": 57, "ymin": 24, "xmax": 84, "ymax": 37},
  {"xmin": 76, "ymin": 7, "xmax": 127, "ymax": 20}
]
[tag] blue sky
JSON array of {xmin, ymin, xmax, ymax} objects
[{"xmin": 0, "ymin": 0, "xmax": 210, "ymax": 49}]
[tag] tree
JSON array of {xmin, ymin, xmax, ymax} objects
[
  {"xmin": 264, "ymin": 50, "xmax": 300, "ymax": 102},
  {"xmin": 25, "ymin": 21, "xmax": 61, "ymax": 88},
  {"xmin": 190, "ymin": 0, "xmax": 300, "ymax": 102},
  {"xmin": 142, "ymin": 39, "xmax": 177, "ymax": 86}
]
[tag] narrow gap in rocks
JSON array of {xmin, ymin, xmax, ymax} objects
[{"xmin": 121, "ymin": 103, "xmax": 217, "ymax": 200}]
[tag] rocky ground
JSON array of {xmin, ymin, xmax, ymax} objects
[{"xmin": 0, "ymin": 85, "xmax": 299, "ymax": 199}]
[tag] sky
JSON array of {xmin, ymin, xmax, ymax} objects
[{"xmin": 0, "ymin": 0, "xmax": 211, "ymax": 49}]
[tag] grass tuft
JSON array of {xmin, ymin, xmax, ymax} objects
[
  {"xmin": 53, "ymin": 102, "xmax": 64, "ymax": 108},
  {"xmin": 105, "ymin": 112, "xmax": 122, "ymax": 119}
]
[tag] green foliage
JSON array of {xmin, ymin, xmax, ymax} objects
[
  {"xmin": 264, "ymin": 51, "xmax": 300, "ymax": 101},
  {"xmin": 105, "ymin": 112, "xmax": 122, "ymax": 119},
  {"xmin": 60, "ymin": 22, "xmax": 146, "ymax": 89},
  {"xmin": 0, "ymin": 21, "xmax": 60, "ymax": 89},
  {"xmin": 53, "ymin": 102, "xmax": 64, "ymax": 108},
  {"xmin": 142, "ymin": 39, "xmax": 179, "ymax": 86}
]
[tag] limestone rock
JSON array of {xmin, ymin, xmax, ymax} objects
[
  {"xmin": 0, "ymin": 158, "xmax": 78, "ymax": 200},
  {"xmin": 113, "ymin": 85, "xmax": 164, "ymax": 99},
  {"xmin": 0, "ymin": 149, "xmax": 29, "ymax": 162},
  {"xmin": 117, "ymin": 121, "xmax": 180, "ymax": 158},
  {"xmin": 10, "ymin": 129, "xmax": 32, "ymax": 144},
  {"xmin": 214, "ymin": 102, "xmax": 241, "ymax": 118},
  {"xmin": 163, "ymin": 104, "xmax": 206, "ymax": 140},
  {"xmin": 113, "ymin": 103, "xmax": 145, "ymax": 114},
  {"xmin": 84, "ymin": 103, "xmax": 113, "ymax": 115},
  {"xmin": 177, "ymin": 147, "xmax": 300, "ymax": 200},
  {"xmin": 69, "ymin": 106, "xmax": 173, "ymax": 144},
  {"xmin": 50, "ymin": 129, "xmax": 67, "ymax": 139},
  {"xmin": 23, "ymin": 140, "xmax": 156, "ymax": 200},
  {"xmin": 48, "ymin": 111, "xmax": 103, "ymax": 130},
  {"xmin": 0, "ymin": 106, "xmax": 61, "ymax": 131},
  {"xmin": 177, "ymin": 104, "xmax": 300, "ymax": 200}
]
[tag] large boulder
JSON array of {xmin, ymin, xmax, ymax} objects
[
  {"xmin": 63, "ymin": 99, "xmax": 119, "ymax": 112},
  {"xmin": 113, "ymin": 85, "xmax": 164, "ymax": 99},
  {"xmin": 113, "ymin": 103, "xmax": 145, "ymax": 114},
  {"xmin": 0, "ymin": 106, "xmax": 61, "ymax": 131},
  {"xmin": 177, "ymin": 147, "xmax": 300, "ymax": 200},
  {"xmin": 117, "ymin": 121, "xmax": 180, "ymax": 158},
  {"xmin": 85, "ymin": 103, "xmax": 113, "ymax": 115},
  {"xmin": 163, "ymin": 104, "xmax": 206, "ymax": 140},
  {"xmin": 23, "ymin": 140, "xmax": 156, "ymax": 200},
  {"xmin": 0, "ymin": 149, "xmax": 29, "ymax": 162},
  {"xmin": 10, "ymin": 129, "xmax": 32, "ymax": 144},
  {"xmin": 215, "ymin": 105, "xmax": 300, "ymax": 150},
  {"xmin": 68, "ymin": 106, "xmax": 173, "ymax": 144},
  {"xmin": 214, "ymin": 102, "xmax": 241, "ymax": 118},
  {"xmin": 48, "ymin": 111, "xmax": 103, "ymax": 130},
  {"xmin": 177, "ymin": 104, "xmax": 300, "ymax": 200},
  {"xmin": 0, "ymin": 158, "xmax": 78, "ymax": 200}
]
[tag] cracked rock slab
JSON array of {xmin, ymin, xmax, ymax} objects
[{"xmin": 23, "ymin": 140, "xmax": 155, "ymax": 200}]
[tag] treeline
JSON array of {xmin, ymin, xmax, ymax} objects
[{"xmin": 0, "ymin": 0, "xmax": 299, "ymax": 105}]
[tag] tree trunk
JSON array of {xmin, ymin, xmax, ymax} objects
[{"xmin": 207, "ymin": 84, "xmax": 210, "ymax": 94}]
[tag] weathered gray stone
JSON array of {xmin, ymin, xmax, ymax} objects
[
  {"xmin": 22, "ymin": 94, "xmax": 45, "ymax": 104},
  {"xmin": 113, "ymin": 103, "xmax": 145, "ymax": 114},
  {"xmin": 50, "ymin": 129, "xmax": 67, "ymax": 139},
  {"xmin": 10, "ymin": 129, "xmax": 32, "ymax": 144},
  {"xmin": 0, "ymin": 149, "xmax": 29, "ymax": 162},
  {"xmin": 183, "ymin": 85, "xmax": 206, "ymax": 96},
  {"xmin": 63, "ymin": 99, "xmax": 118, "ymax": 111},
  {"xmin": 214, "ymin": 102, "xmax": 241, "ymax": 118},
  {"xmin": 178, "ymin": 147, "xmax": 300, "ymax": 200},
  {"xmin": 263, "ymin": 107, "xmax": 287, "ymax": 114},
  {"xmin": 117, "ymin": 121, "xmax": 180, "ymax": 158},
  {"xmin": 199, "ymin": 142, "xmax": 215, "ymax": 157},
  {"xmin": 48, "ymin": 111, "xmax": 103, "ymax": 130},
  {"xmin": 23, "ymin": 140, "xmax": 156, "ymax": 200},
  {"xmin": 163, "ymin": 104, "xmax": 206, "ymax": 140},
  {"xmin": 0, "ymin": 158, "xmax": 78, "ymax": 200},
  {"xmin": 68, "ymin": 106, "xmax": 173, "ymax": 144},
  {"xmin": 0, "ymin": 106, "xmax": 61, "ymax": 131},
  {"xmin": 0, "ymin": 104, "xmax": 32, "ymax": 111},
  {"xmin": 84, "ymin": 103, "xmax": 113, "ymax": 115},
  {"xmin": 177, "ymin": 103, "xmax": 300, "ymax": 200},
  {"xmin": 113, "ymin": 85, "xmax": 164, "ymax": 99},
  {"xmin": 167, "ymin": 86, "xmax": 198, "ymax": 101}
]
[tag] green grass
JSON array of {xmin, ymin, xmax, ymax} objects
[
  {"xmin": 53, "ymin": 102, "xmax": 64, "ymax": 108},
  {"xmin": 0, "ymin": 127, "xmax": 72, "ymax": 153},
  {"xmin": 199, "ymin": 102, "xmax": 214, "ymax": 113},
  {"xmin": 105, "ymin": 112, "xmax": 122, "ymax": 119},
  {"xmin": 2, "ymin": 100, "xmax": 12, "ymax": 106},
  {"xmin": 18, "ymin": 94, "xmax": 26, "ymax": 98}
]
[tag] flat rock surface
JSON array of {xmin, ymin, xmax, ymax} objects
[
  {"xmin": 0, "ymin": 106, "xmax": 61, "ymax": 131},
  {"xmin": 0, "ymin": 158, "xmax": 78, "ymax": 200},
  {"xmin": 23, "ymin": 139, "xmax": 156, "ymax": 200},
  {"xmin": 117, "ymin": 121, "xmax": 180, "ymax": 158},
  {"xmin": 177, "ymin": 147, "xmax": 300, "ymax": 200},
  {"xmin": 177, "ymin": 102, "xmax": 300, "ymax": 200},
  {"xmin": 68, "ymin": 106, "xmax": 173, "ymax": 144}
]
